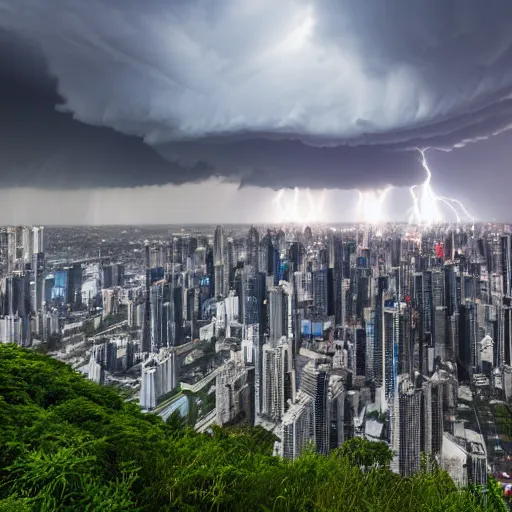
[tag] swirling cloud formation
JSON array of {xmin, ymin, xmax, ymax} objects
[{"xmin": 1, "ymin": 0, "xmax": 512, "ymax": 189}]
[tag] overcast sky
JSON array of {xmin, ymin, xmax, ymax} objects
[{"xmin": 1, "ymin": 1, "xmax": 512, "ymax": 223}]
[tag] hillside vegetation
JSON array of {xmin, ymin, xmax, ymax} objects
[{"xmin": 0, "ymin": 344, "xmax": 506, "ymax": 511}]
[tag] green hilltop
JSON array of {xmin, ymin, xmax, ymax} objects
[{"xmin": 0, "ymin": 344, "xmax": 506, "ymax": 511}]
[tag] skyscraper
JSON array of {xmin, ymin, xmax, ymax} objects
[
  {"xmin": 364, "ymin": 307, "xmax": 375, "ymax": 381},
  {"xmin": 214, "ymin": 225, "xmax": 228, "ymax": 297},
  {"xmin": 398, "ymin": 380, "xmax": 422, "ymax": 477},
  {"xmin": 421, "ymin": 378, "xmax": 444, "ymax": 459},
  {"xmin": 268, "ymin": 286, "xmax": 287, "ymax": 342},
  {"xmin": 141, "ymin": 241, "xmax": 152, "ymax": 353},
  {"xmin": 301, "ymin": 361, "xmax": 330, "ymax": 455},
  {"xmin": 280, "ymin": 391, "xmax": 314, "ymax": 460},
  {"xmin": 247, "ymin": 226, "xmax": 260, "ymax": 272},
  {"xmin": 261, "ymin": 340, "xmax": 294, "ymax": 422},
  {"xmin": 384, "ymin": 307, "xmax": 400, "ymax": 399},
  {"xmin": 355, "ymin": 326, "xmax": 366, "ymax": 377},
  {"xmin": 312, "ymin": 268, "xmax": 328, "ymax": 316}
]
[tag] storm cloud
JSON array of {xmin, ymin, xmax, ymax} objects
[{"xmin": 1, "ymin": 0, "xmax": 512, "ymax": 190}]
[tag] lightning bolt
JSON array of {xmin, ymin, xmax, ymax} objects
[
  {"xmin": 356, "ymin": 187, "xmax": 391, "ymax": 224},
  {"xmin": 273, "ymin": 189, "xmax": 286, "ymax": 223},
  {"xmin": 436, "ymin": 197, "xmax": 461, "ymax": 223},
  {"xmin": 438, "ymin": 196, "xmax": 475, "ymax": 225},
  {"xmin": 306, "ymin": 188, "xmax": 319, "ymax": 224},
  {"xmin": 306, "ymin": 188, "xmax": 327, "ymax": 223},
  {"xmin": 273, "ymin": 188, "xmax": 327, "ymax": 224},
  {"xmin": 356, "ymin": 190, "xmax": 364, "ymax": 212},
  {"xmin": 409, "ymin": 185, "xmax": 421, "ymax": 224},
  {"xmin": 293, "ymin": 187, "xmax": 301, "ymax": 223},
  {"xmin": 272, "ymin": 152, "xmax": 475, "ymax": 227},
  {"xmin": 407, "ymin": 149, "xmax": 475, "ymax": 226},
  {"xmin": 380, "ymin": 186, "xmax": 392, "ymax": 205},
  {"xmin": 318, "ymin": 188, "xmax": 327, "ymax": 220},
  {"xmin": 418, "ymin": 150, "xmax": 443, "ymax": 224}
]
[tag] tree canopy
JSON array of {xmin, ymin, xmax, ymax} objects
[{"xmin": 0, "ymin": 344, "xmax": 506, "ymax": 511}]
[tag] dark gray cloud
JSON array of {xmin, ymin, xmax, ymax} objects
[
  {"xmin": 1, "ymin": 1, "xmax": 512, "ymax": 190},
  {"xmin": 0, "ymin": 31, "xmax": 214, "ymax": 189},
  {"xmin": 157, "ymin": 139, "xmax": 426, "ymax": 190}
]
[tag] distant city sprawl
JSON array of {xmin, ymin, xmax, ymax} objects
[{"xmin": 3, "ymin": 222, "xmax": 512, "ymax": 494}]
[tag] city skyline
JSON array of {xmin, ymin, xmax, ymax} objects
[{"xmin": 1, "ymin": 220, "xmax": 510, "ymax": 491}]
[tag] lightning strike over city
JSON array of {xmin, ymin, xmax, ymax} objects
[
  {"xmin": 273, "ymin": 187, "xmax": 327, "ymax": 224},
  {"xmin": 406, "ymin": 150, "xmax": 476, "ymax": 226},
  {"xmin": 356, "ymin": 187, "xmax": 392, "ymax": 224},
  {"xmin": 272, "ymin": 150, "xmax": 476, "ymax": 226}
]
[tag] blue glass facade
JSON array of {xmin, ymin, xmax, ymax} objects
[{"xmin": 51, "ymin": 270, "xmax": 68, "ymax": 301}]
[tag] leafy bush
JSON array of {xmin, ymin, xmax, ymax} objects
[{"xmin": 0, "ymin": 344, "xmax": 505, "ymax": 511}]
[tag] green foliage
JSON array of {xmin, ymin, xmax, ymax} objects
[
  {"xmin": 493, "ymin": 403, "xmax": 512, "ymax": 440},
  {"xmin": 336, "ymin": 437, "xmax": 393, "ymax": 470},
  {"xmin": 165, "ymin": 410, "xmax": 188, "ymax": 433},
  {"xmin": 365, "ymin": 409, "xmax": 387, "ymax": 423},
  {"xmin": 156, "ymin": 385, "xmax": 182, "ymax": 407},
  {"xmin": 484, "ymin": 477, "xmax": 509, "ymax": 512},
  {"xmin": 182, "ymin": 387, "xmax": 216, "ymax": 424},
  {"xmin": 0, "ymin": 496, "xmax": 33, "ymax": 512},
  {"xmin": 0, "ymin": 343, "xmax": 507, "ymax": 511}
]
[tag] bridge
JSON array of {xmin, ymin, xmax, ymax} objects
[
  {"xmin": 47, "ymin": 256, "xmax": 113, "ymax": 267},
  {"xmin": 196, "ymin": 410, "xmax": 217, "ymax": 432},
  {"xmin": 90, "ymin": 321, "xmax": 128, "ymax": 340},
  {"xmin": 70, "ymin": 256, "xmax": 112, "ymax": 266},
  {"xmin": 175, "ymin": 340, "xmax": 196, "ymax": 356},
  {"xmin": 180, "ymin": 364, "xmax": 226, "ymax": 394}
]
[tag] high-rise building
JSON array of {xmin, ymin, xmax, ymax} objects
[
  {"xmin": 214, "ymin": 225, "xmax": 225, "ymax": 267},
  {"xmin": 32, "ymin": 226, "xmax": 44, "ymax": 255},
  {"xmin": 213, "ymin": 225, "xmax": 230, "ymax": 298},
  {"xmin": 459, "ymin": 301, "xmax": 477, "ymax": 377},
  {"xmin": 312, "ymin": 268, "xmax": 328, "ymax": 316},
  {"xmin": 247, "ymin": 226, "xmax": 260, "ymax": 272},
  {"xmin": 434, "ymin": 306, "xmax": 447, "ymax": 360},
  {"xmin": 268, "ymin": 286, "xmax": 287, "ymax": 342},
  {"xmin": 280, "ymin": 391, "xmax": 314, "ymax": 460},
  {"xmin": 398, "ymin": 381, "xmax": 422, "ymax": 477},
  {"xmin": 261, "ymin": 340, "xmax": 294, "ymax": 422},
  {"xmin": 139, "ymin": 349, "xmax": 178, "ymax": 410},
  {"xmin": 0, "ymin": 315, "xmax": 23, "ymax": 345},
  {"xmin": 355, "ymin": 327, "xmax": 366, "ymax": 377},
  {"xmin": 301, "ymin": 361, "xmax": 330, "ymax": 454},
  {"xmin": 364, "ymin": 307, "xmax": 375, "ymax": 381},
  {"xmin": 421, "ymin": 378, "xmax": 444, "ymax": 459},
  {"xmin": 216, "ymin": 358, "xmax": 252, "ymax": 425},
  {"xmin": 501, "ymin": 234, "xmax": 512, "ymax": 297},
  {"xmin": 328, "ymin": 371, "xmax": 346, "ymax": 451},
  {"xmin": 299, "ymin": 362, "xmax": 346, "ymax": 455},
  {"xmin": 384, "ymin": 307, "xmax": 400, "ymax": 399},
  {"xmin": 150, "ymin": 280, "xmax": 168, "ymax": 351}
]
